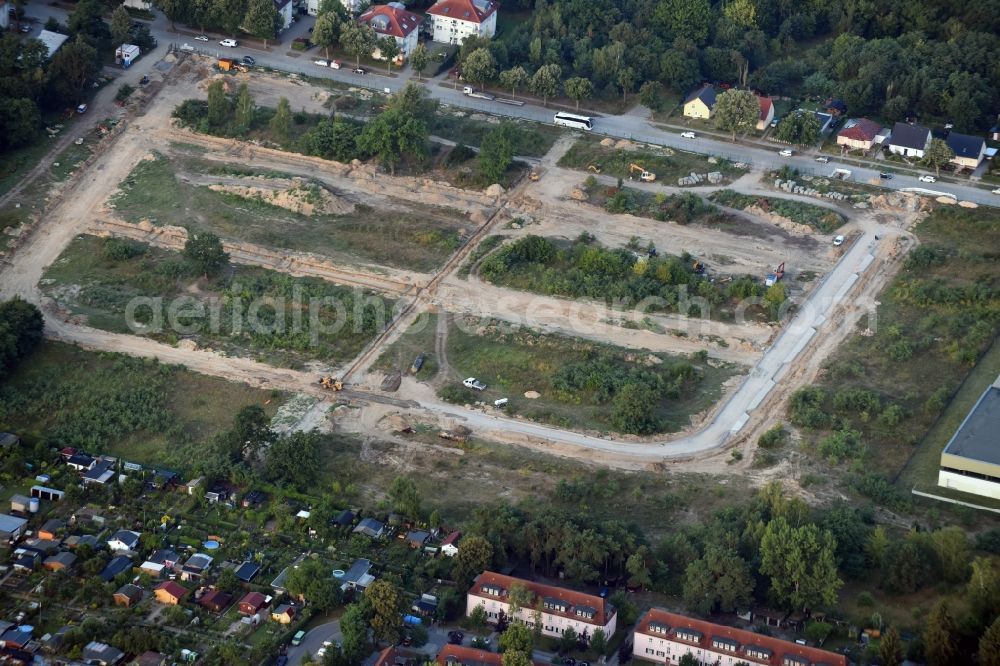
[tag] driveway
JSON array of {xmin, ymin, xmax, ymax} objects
[{"xmin": 286, "ymin": 620, "xmax": 342, "ymax": 665}]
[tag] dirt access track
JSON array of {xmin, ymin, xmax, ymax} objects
[{"xmin": 0, "ymin": 53, "xmax": 924, "ymax": 470}]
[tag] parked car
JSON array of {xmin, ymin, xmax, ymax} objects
[
  {"xmin": 330, "ymin": 60, "xmax": 342, "ymax": 69},
  {"xmin": 219, "ymin": 38, "xmax": 238, "ymax": 47},
  {"xmin": 274, "ymin": 657, "xmax": 288, "ymax": 666},
  {"xmin": 815, "ymin": 156, "xmax": 830, "ymax": 163},
  {"xmin": 680, "ymin": 131, "xmax": 696, "ymax": 139},
  {"xmin": 313, "ymin": 59, "xmax": 329, "ymax": 67},
  {"xmin": 448, "ymin": 632, "xmax": 464, "ymax": 645},
  {"xmin": 463, "ymin": 377, "xmax": 487, "ymax": 391},
  {"xmin": 992, "ymin": 188, "xmax": 1000, "ymax": 195},
  {"xmin": 919, "ymin": 175, "xmax": 936, "ymax": 183},
  {"xmin": 194, "ymin": 34, "xmax": 209, "ymax": 41},
  {"xmin": 352, "ymin": 67, "xmax": 365, "ymax": 74},
  {"xmin": 833, "ymin": 235, "xmax": 845, "ymax": 246},
  {"xmin": 770, "ymin": 118, "xmax": 779, "ymax": 128},
  {"xmin": 19, "ymin": 24, "xmax": 31, "ymax": 33},
  {"xmin": 563, "ymin": 659, "xmax": 576, "ymax": 666},
  {"xmin": 76, "ymin": 103, "xmax": 88, "ymax": 114},
  {"xmin": 241, "ymin": 55, "xmax": 255, "ymax": 66},
  {"xmin": 779, "ymin": 148, "xmax": 793, "ymax": 157},
  {"xmin": 879, "ymin": 172, "xmax": 893, "ymax": 179}
]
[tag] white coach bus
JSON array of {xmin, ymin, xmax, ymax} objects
[{"xmin": 553, "ymin": 112, "xmax": 593, "ymax": 130}]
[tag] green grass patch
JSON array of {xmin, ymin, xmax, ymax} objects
[
  {"xmin": 458, "ymin": 234, "xmax": 504, "ymax": 279},
  {"xmin": 41, "ymin": 234, "xmax": 394, "ymax": 368},
  {"xmin": 109, "ymin": 152, "xmax": 466, "ymax": 272},
  {"xmin": 428, "ymin": 111, "xmax": 561, "ymax": 158},
  {"xmin": 478, "ymin": 234, "xmax": 782, "ymax": 321},
  {"xmin": 580, "ymin": 182, "xmax": 736, "ymax": 227},
  {"xmin": 438, "ymin": 317, "xmax": 737, "ymax": 435},
  {"xmin": 373, "ymin": 311, "xmax": 439, "ymax": 381},
  {"xmin": 0, "ymin": 341, "xmax": 278, "ymax": 467},
  {"xmin": 558, "ymin": 137, "xmax": 741, "ymax": 183},
  {"xmin": 787, "ymin": 205, "xmax": 1000, "ymax": 497},
  {"xmin": 709, "ymin": 189, "xmax": 846, "ymax": 232}
]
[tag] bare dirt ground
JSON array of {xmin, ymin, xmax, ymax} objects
[{"xmin": 0, "ymin": 54, "xmax": 926, "ymax": 475}]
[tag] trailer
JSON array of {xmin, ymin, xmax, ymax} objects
[{"xmin": 462, "ymin": 85, "xmax": 495, "ymax": 101}]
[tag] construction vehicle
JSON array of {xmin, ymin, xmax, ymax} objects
[
  {"xmin": 693, "ymin": 260, "xmax": 706, "ymax": 274},
  {"xmin": 587, "ymin": 163, "xmax": 602, "ymax": 174},
  {"xmin": 628, "ymin": 163, "xmax": 656, "ymax": 182},
  {"xmin": 529, "ymin": 170, "xmax": 540, "ymax": 182},
  {"xmin": 765, "ymin": 262, "xmax": 785, "ymax": 287},
  {"xmin": 218, "ymin": 57, "xmax": 248, "ymax": 73},
  {"xmin": 318, "ymin": 375, "xmax": 343, "ymax": 391}
]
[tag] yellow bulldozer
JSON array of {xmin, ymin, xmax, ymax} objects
[{"xmin": 318, "ymin": 376, "xmax": 343, "ymax": 391}]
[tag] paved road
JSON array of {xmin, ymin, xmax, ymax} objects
[
  {"xmin": 286, "ymin": 620, "xmax": 342, "ymax": 665},
  {"xmin": 21, "ymin": 3, "xmax": 999, "ymax": 209}
]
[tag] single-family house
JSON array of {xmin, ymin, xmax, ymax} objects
[
  {"xmin": 359, "ymin": 4, "xmax": 423, "ymax": 60},
  {"xmin": 141, "ymin": 548, "xmax": 181, "ymax": 577},
  {"xmin": 83, "ymin": 641, "xmax": 126, "ymax": 665},
  {"xmin": 888, "ymin": 122, "xmax": 931, "ymax": 158},
  {"xmin": 353, "ymin": 517, "xmax": 386, "ymax": 539},
  {"xmin": 274, "ymin": 0, "xmax": 293, "ymax": 30},
  {"xmin": 67, "ymin": 453, "xmax": 96, "ymax": 471},
  {"xmin": 0, "ymin": 514, "xmax": 29, "ymax": 541},
  {"xmin": 682, "ymin": 85, "xmax": 716, "ymax": 119},
  {"xmin": 340, "ymin": 558, "xmax": 376, "ymax": 592},
  {"xmin": 43, "ymin": 551, "xmax": 78, "ymax": 572},
  {"xmin": 756, "ymin": 95, "xmax": 774, "ymax": 130},
  {"xmin": 151, "ymin": 469, "xmax": 179, "ymax": 490},
  {"xmin": 181, "ymin": 553, "xmax": 214, "ymax": 581},
  {"xmin": 13, "ymin": 548, "xmax": 41, "ymax": 572},
  {"xmin": 204, "ymin": 483, "xmax": 231, "ymax": 504},
  {"xmin": 239, "ymin": 591, "xmax": 268, "ymax": 616},
  {"xmin": 271, "ymin": 603, "xmax": 297, "ymax": 624},
  {"xmin": 37, "ymin": 29, "xmax": 69, "ymax": 60},
  {"xmin": 406, "ymin": 530, "xmax": 430, "ymax": 548},
  {"xmin": 440, "ymin": 531, "xmax": 461, "ymax": 557},
  {"xmin": 824, "ymin": 98, "xmax": 848, "ymax": 117},
  {"xmin": 38, "ymin": 518, "xmax": 64, "ymax": 540},
  {"xmin": 837, "ymin": 118, "xmax": 884, "ymax": 152},
  {"xmin": 234, "ymin": 560, "xmax": 262, "ymax": 583},
  {"xmin": 946, "ymin": 131, "xmax": 987, "ymax": 169},
  {"xmin": 632, "ymin": 608, "xmax": 846, "ymax": 666},
  {"xmin": 107, "ymin": 530, "xmax": 141, "ymax": 552},
  {"xmin": 154, "ymin": 581, "xmax": 188, "ymax": 605},
  {"xmin": 133, "ymin": 651, "xmax": 167, "ymax": 666},
  {"xmin": 64, "ymin": 534, "xmax": 101, "ymax": 549},
  {"xmin": 83, "ymin": 460, "xmax": 116, "ymax": 485},
  {"xmin": 0, "ymin": 628, "xmax": 33, "ymax": 649},
  {"xmin": 427, "ymin": 0, "xmax": 498, "ymax": 45},
  {"xmin": 114, "ymin": 583, "xmax": 144, "ymax": 607},
  {"xmin": 466, "ymin": 571, "xmax": 617, "ymax": 641},
  {"xmin": 100, "ymin": 555, "xmax": 134, "ymax": 582},
  {"xmin": 199, "ymin": 589, "xmax": 233, "ymax": 613}
]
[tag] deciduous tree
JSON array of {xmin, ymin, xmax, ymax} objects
[
  {"xmin": 244, "ymin": 0, "xmax": 282, "ymax": 48},
  {"xmin": 878, "ymin": 626, "xmax": 904, "ymax": 666},
  {"xmin": 269, "ymin": 96, "xmax": 292, "ymax": 142},
  {"xmin": 234, "ymin": 83, "xmax": 254, "ymax": 135},
  {"xmin": 774, "ymin": 110, "xmax": 821, "ymax": 146},
  {"xmin": 184, "ymin": 231, "xmax": 229, "ymax": 277},
  {"xmin": 499, "ymin": 66, "xmax": 530, "ymax": 101},
  {"xmin": 388, "ymin": 476, "xmax": 422, "ymax": 520},
  {"xmin": 356, "ymin": 107, "xmax": 427, "ymax": 175},
  {"xmin": 377, "ymin": 36, "xmax": 399, "ymax": 76},
  {"xmin": 760, "ymin": 517, "xmax": 842, "ymax": 610},
  {"xmin": 981, "ymin": 616, "xmax": 1000, "ymax": 666},
  {"xmin": 682, "ymin": 545, "xmax": 753, "ymax": 614},
  {"xmin": 264, "ymin": 431, "xmax": 323, "ymax": 490},
  {"xmin": 110, "ymin": 5, "xmax": 132, "ymax": 49},
  {"xmin": 564, "ymin": 77, "xmax": 593, "ymax": 110},
  {"xmin": 365, "ymin": 580, "xmax": 404, "ymax": 646},
  {"xmin": 453, "ymin": 535, "xmax": 493, "ymax": 587},
  {"xmin": 409, "ymin": 42, "xmax": 429, "ymax": 80},
  {"xmin": 713, "ymin": 88, "xmax": 759, "ymax": 140},
  {"xmin": 0, "ymin": 298, "xmax": 44, "ymax": 379},
  {"xmin": 311, "ymin": 12, "xmax": 341, "ymax": 60},
  {"xmin": 923, "ymin": 601, "xmax": 957, "ymax": 666},
  {"xmin": 462, "ymin": 48, "xmax": 497, "ymax": 90},
  {"xmin": 478, "ymin": 123, "xmax": 515, "ymax": 184},
  {"xmin": 206, "ymin": 79, "xmax": 230, "ymax": 129},
  {"xmin": 922, "ymin": 138, "xmax": 954, "ymax": 176},
  {"xmin": 531, "ymin": 64, "xmax": 561, "ymax": 107},
  {"xmin": 341, "ymin": 22, "xmax": 376, "ymax": 68}
]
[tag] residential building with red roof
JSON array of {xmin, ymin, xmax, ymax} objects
[
  {"xmin": 437, "ymin": 644, "xmax": 549, "ymax": 666},
  {"xmin": 239, "ymin": 591, "xmax": 268, "ymax": 616},
  {"xmin": 756, "ymin": 95, "xmax": 774, "ymax": 130},
  {"xmin": 153, "ymin": 581, "xmax": 188, "ymax": 605},
  {"xmin": 359, "ymin": 3, "xmax": 423, "ymax": 59},
  {"xmin": 836, "ymin": 118, "xmax": 884, "ymax": 152},
  {"xmin": 427, "ymin": 0, "xmax": 498, "ymax": 45},
  {"xmin": 465, "ymin": 572, "xmax": 616, "ymax": 641},
  {"xmin": 633, "ymin": 608, "xmax": 847, "ymax": 666},
  {"xmin": 440, "ymin": 530, "xmax": 461, "ymax": 557}
]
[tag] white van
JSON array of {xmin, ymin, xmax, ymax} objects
[{"xmin": 779, "ymin": 148, "xmax": 793, "ymax": 157}]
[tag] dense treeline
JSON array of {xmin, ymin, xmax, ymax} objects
[
  {"xmin": 456, "ymin": 0, "xmax": 999, "ymax": 129},
  {"xmin": 1, "ymin": 0, "xmax": 154, "ymax": 152},
  {"xmin": 0, "ymin": 298, "xmax": 43, "ymax": 380},
  {"xmin": 478, "ymin": 233, "xmax": 786, "ymax": 320}
]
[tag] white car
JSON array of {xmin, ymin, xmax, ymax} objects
[
  {"xmin": 918, "ymin": 175, "xmax": 937, "ymax": 183},
  {"xmin": 815, "ymin": 156, "xmax": 830, "ymax": 163},
  {"xmin": 76, "ymin": 103, "xmax": 88, "ymax": 114},
  {"xmin": 330, "ymin": 60, "xmax": 341, "ymax": 69},
  {"xmin": 680, "ymin": 131, "xmax": 696, "ymax": 139},
  {"xmin": 833, "ymin": 235, "xmax": 845, "ymax": 246},
  {"xmin": 779, "ymin": 149, "xmax": 793, "ymax": 157},
  {"xmin": 219, "ymin": 38, "xmax": 238, "ymax": 47},
  {"xmin": 992, "ymin": 188, "xmax": 1000, "ymax": 195},
  {"xmin": 462, "ymin": 377, "xmax": 487, "ymax": 391},
  {"xmin": 313, "ymin": 59, "xmax": 329, "ymax": 67},
  {"xmin": 194, "ymin": 34, "xmax": 209, "ymax": 41}
]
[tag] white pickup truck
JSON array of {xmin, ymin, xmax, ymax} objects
[{"xmin": 463, "ymin": 377, "xmax": 487, "ymax": 391}]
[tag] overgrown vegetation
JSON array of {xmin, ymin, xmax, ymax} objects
[
  {"xmin": 581, "ymin": 182, "xmax": 729, "ymax": 226},
  {"xmin": 788, "ymin": 205, "xmax": 1000, "ymax": 496},
  {"xmin": 439, "ymin": 318, "xmax": 734, "ymax": 435},
  {"xmin": 478, "ymin": 234, "xmax": 786, "ymax": 321},
  {"xmin": 709, "ymin": 189, "xmax": 846, "ymax": 233},
  {"xmin": 558, "ymin": 138, "xmax": 738, "ymax": 184},
  {"xmin": 41, "ymin": 235, "xmax": 393, "ymax": 367}
]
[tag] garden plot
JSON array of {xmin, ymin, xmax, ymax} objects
[{"xmin": 107, "ymin": 149, "xmax": 470, "ymax": 273}]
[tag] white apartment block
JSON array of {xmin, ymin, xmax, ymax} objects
[
  {"xmin": 427, "ymin": 0, "xmax": 497, "ymax": 44},
  {"xmin": 308, "ymin": 0, "xmax": 364, "ymax": 17},
  {"xmin": 634, "ymin": 609, "xmax": 847, "ymax": 666},
  {"xmin": 465, "ymin": 572, "xmax": 616, "ymax": 642}
]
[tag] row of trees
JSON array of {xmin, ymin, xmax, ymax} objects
[{"xmin": 0, "ymin": 298, "xmax": 43, "ymax": 380}]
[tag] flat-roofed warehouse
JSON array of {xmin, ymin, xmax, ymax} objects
[{"xmin": 938, "ymin": 375, "xmax": 1000, "ymax": 500}]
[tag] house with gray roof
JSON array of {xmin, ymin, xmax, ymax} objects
[
  {"xmin": 353, "ymin": 517, "xmax": 386, "ymax": 539},
  {"xmin": 946, "ymin": 131, "xmax": 986, "ymax": 169},
  {"xmin": 888, "ymin": 122, "xmax": 931, "ymax": 158},
  {"xmin": 83, "ymin": 640, "xmax": 125, "ymax": 665}
]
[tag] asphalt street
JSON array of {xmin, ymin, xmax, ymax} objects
[{"xmin": 20, "ymin": 2, "xmax": 999, "ymax": 208}]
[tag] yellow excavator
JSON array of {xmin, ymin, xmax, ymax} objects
[
  {"xmin": 318, "ymin": 376, "xmax": 343, "ymax": 391},
  {"xmin": 629, "ymin": 163, "xmax": 656, "ymax": 182},
  {"xmin": 587, "ymin": 163, "xmax": 602, "ymax": 174}
]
